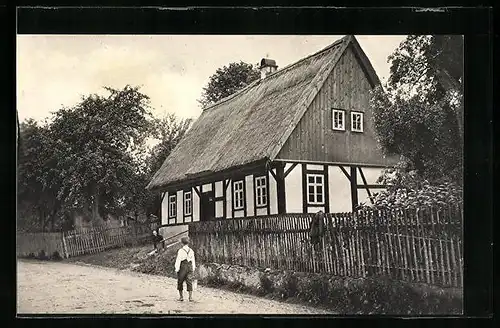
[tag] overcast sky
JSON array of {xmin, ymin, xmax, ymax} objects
[{"xmin": 17, "ymin": 35, "xmax": 406, "ymax": 123}]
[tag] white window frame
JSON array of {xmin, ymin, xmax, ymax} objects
[
  {"xmin": 255, "ymin": 176, "xmax": 268, "ymax": 207},
  {"xmin": 184, "ymin": 191, "xmax": 192, "ymax": 216},
  {"xmin": 351, "ymin": 111, "xmax": 364, "ymax": 132},
  {"xmin": 332, "ymin": 109, "xmax": 346, "ymax": 131},
  {"xmin": 306, "ymin": 174, "xmax": 325, "ymax": 205},
  {"xmin": 233, "ymin": 180, "xmax": 245, "ymax": 210},
  {"xmin": 168, "ymin": 194, "xmax": 177, "ymax": 218}
]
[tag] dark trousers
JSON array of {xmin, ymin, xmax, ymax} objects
[
  {"xmin": 154, "ymin": 241, "xmax": 164, "ymax": 250},
  {"xmin": 177, "ymin": 260, "xmax": 193, "ymax": 291}
]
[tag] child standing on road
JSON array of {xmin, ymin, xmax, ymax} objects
[{"xmin": 174, "ymin": 237, "xmax": 196, "ymax": 302}]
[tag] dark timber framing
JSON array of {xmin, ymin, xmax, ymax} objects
[
  {"xmin": 324, "ymin": 164, "xmax": 330, "ymax": 212},
  {"xmin": 284, "ymin": 163, "xmax": 298, "ymax": 178},
  {"xmin": 276, "ymin": 163, "xmax": 286, "ymax": 214},
  {"xmin": 356, "ymin": 184, "xmax": 386, "ymax": 189},
  {"xmin": 223, "ymin": 179, "xmax": 230, "ymax": 218},
  {"xmin": 266, "ymin": 169, "xmax": 271, "ymax": 215},
  {"xmin": 301, "ymin": 164, "xmax": 307, "ymax": 213},
  {"xmin": 158, "ymin": 159, "xmax": 389, "ymax": 225},
  {"xmin": 339, "ymin": 165, "xmax": 351, "ymax": 180},
  {"xmin": 357, "ymin": 167, "xmax": 374, "ymax": 205},
  {"xmin": 199, "ymin": 184, "xmax": 203, "ymax": 221},
  {"xmin": 350, "ymin": 166, "xmax": 359, "ymax": 212},
  {"xmin": 193, "ymin": 185, "xmax": 201, "ymax": 197},
  {"xmin": 149, "ymin": 159, "xmax": 267, "ymax": 193}
]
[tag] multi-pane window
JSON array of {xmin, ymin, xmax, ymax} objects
[
  {"xmin": 255, "ymin": 176, "xmax": 267, "ymax": 207},
  {"xmin": 332, "ymin": 109, "xmax": 345, "ymax": 131},
  {"xmin": 307, "ymin": 174, "xmax": 325, "ymax": 205},
  {"xmin": 233, "ymin": 180, "xmax": 244, "ymax": 210},
  {"xmin": 184, "ymin": 191, "xmax": 192, "ymax": 216},
  {"xmin": 168, "ymin": 194, "xmax": 177, "ymax": 218},
  {"xmin": 351, "ymin": 111, "xmax": 364, "ymax": 132}
]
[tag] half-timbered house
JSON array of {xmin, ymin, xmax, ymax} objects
[{"xmin": 147, "ymin": 35, "xmax": 398, "ymax": 228}]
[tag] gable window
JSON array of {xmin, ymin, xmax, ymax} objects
[
  {"xmin": 306, "ymin": 174, "xmax": 325, "ymax": 205},
  {"xmin": 255, "ymin": 176, "xmax": 268, "ymax": 208},
  {"xmin": 184, "ymin": 191, "xmax": 192, "ymax": 216},
  {"xmin": 168, "ymin": 194, "xmax": 177, "ymax": 218},
  {"xmin": 351, "ymin": 111, "xmax": 364, "ymax": 132},
  {"xmin": 332, "ymin": 109, "xmax": 345, "ymax": 131},
  {"xmin": 233, "ymin": 180, "xmax": 245, "ymax": 210}
]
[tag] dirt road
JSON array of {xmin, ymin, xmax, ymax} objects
[{"xmin": 17, "ymin": 260, "xmax": 333, "ymax": 315}]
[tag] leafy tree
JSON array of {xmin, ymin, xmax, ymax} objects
[
  {"xmin": 49, "ymin": 85, "xmax": 153, "ymax": 223},
  {"xmin": 371, "ymin": 35, "xmax": 463, "ymax": 184},
  {"xmin": 198, "ymin": 61, "xmax": 260, "ymax": 108},
  {"xmin": 357, "ymin": 159, "xmax": 463, "ymax": 211},
  {"xmin": 148, "ymin": 113, "xmax": 193, "ymax": 176},
  {"xmin": 17, "ymin": 86, "xmax": 154, "ymax": 231},
  {"xmin": 18, "ymin": 85, "xmax": 193, "ymax": 231},
  {"xmin": 17, "ymin": 119, "xmax": 65, "ymax": 231},
  {"xmin": 144, "ymin": 113, "xmax": 192, "ymax": 217}
]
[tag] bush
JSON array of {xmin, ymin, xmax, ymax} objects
[
  {"xmin": 283, "ymin": 272, "xmax": 299, "ymax": 298},
  {"xmin": 204, "ymin": 275, "xmax": 225, "ymax": 287},
  {"xmin": 51, "ymin": 251, "xmax": 62, "ymax": 261},
  {"xmin": 259, "ymin": 273, "xmax": 274, "ymax": 295},
  {"xmin": 37, "ymin": 250, "xmax": 48, "ymax": 260},
  {"xmin": 357, "ymin": 163, "xmax": 463, "ymax": 211}
]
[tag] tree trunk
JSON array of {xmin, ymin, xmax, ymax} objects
[
  {"xmin": 91, "ymin": 185, "xmax": 103, "ymax": 225},
  {"xmin": 51, "ymin": 212, "xmax": 56, "ymax": 232}
]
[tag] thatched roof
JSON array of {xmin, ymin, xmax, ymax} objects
[{"xmin": 147, "ymin": 35, "xmax": 379, "ymax": 191}]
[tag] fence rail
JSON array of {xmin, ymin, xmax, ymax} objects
[
  {"xmin": 17, "ymin": 221, "xmax": 159, "ymax": 258},
  {"xmin": 189, "ymin": 204, "xmax": 463, "ymax": 288}
]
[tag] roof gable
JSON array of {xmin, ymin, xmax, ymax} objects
[{"xmin": 147, "ymin": 35, "xmax": 380, "ymax": 191}]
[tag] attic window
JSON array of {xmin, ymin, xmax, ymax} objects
[
  {"xmin": 351, "ymin": 111, "xmax": 364, "ymax": 132},
  {"xmin": 332, "ymin": 109, "xmax": 345, "ymax": 131}
]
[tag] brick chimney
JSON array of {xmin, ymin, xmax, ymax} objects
[{"xmin": 259, "ymin": 58, "xmax": 278, "ymax": 79}]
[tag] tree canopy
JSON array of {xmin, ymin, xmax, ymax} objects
[
  {"xmin": 198, "ymin": 61, "xmax": 260, "ymax": 108},
  {"xmin": 371, "ymin": 35, "xmax": 463, "ymax": 184},
  {"xmin": 366, "ymin": 35, "xmax": 464, "ymax": 210},
  {"xmin": 17, "ymin": 85, "xmax": 191, "ymax": 232}
]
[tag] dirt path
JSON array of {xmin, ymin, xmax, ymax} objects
[{"xmin": 17, "ymin": 260, "xmax": 333, "ymax": 315}]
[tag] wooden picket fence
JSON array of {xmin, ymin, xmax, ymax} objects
[
  {"xmin": 189, "ymin": 204, "xmax": 463, "ymax": 288},
  {"xmin": 17, "ymin": 221, "xmax": 159, "ymax": 258}
]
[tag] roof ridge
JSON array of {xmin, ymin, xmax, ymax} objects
[{"xmin": 201, "ymin": 35, "xmax": 350, "ymax": 112}]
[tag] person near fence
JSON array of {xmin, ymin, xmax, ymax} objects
[
  {"xmin": 174, "ymin": 236, "xmax": 196, "ymax": 302},
  {"xmin": 152, "ymin": 230, "xmax": 164, "ymax": 251},
  {"xmin": 309, "ymin": 210, "xmax": 326, "ymax": 250}
]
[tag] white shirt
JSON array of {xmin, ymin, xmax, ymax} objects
[{"xmin": 174, "ymin": 245, "xmax": 196, "ymax": 272}]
